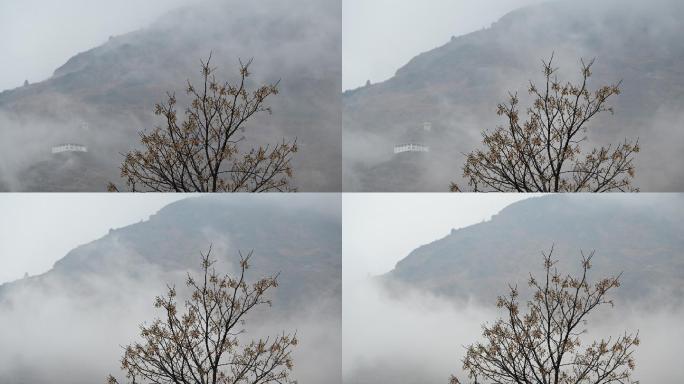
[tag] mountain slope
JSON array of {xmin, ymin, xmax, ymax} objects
[
  {"xmin": 0, "ymin": 195, "xmax": 341, "ymax": 384},
  {"xmin": 384, "ymin": 194, "xmax": 684, "ymax": 305},
  {"xmin": 343, "ymin": 0, "xmax": 684, "ymax": 191},
  {"xmin": 0, "ymin": 0, "xmax": 341, "ymax": 191},
  {"xmin": 0, "ymin": 195, "xmax": 341, "ymax": 311}
]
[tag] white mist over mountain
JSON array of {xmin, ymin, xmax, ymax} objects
[
  {"xmin": 342, "ymin": 193, "xmax": 534, "ymax": 282},
  {"xmin": 0, "ymin": 194, "xmax": 342, "ymax": 384},
  {"xmin": 0, "ymin": 0, "xmax": 204, "ymax": 92},
  {"xmin": 342, "ymin": 0, "xmax": 547, "ymax": 90},
  {"xmin": 0, "ymin": 194, "xmax": 186, "ymax": 284},
  {"xmin": 343, "ymin": 194, "xmax": 684, "ymax": 383}
]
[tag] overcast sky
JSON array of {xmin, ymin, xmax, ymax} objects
[
  {"xmin": 342, "ymin": 0, "xmax": 549, "ymax": 90},
  {"xmin": 0, "ymin": 0, "xmax": 553, "ymax": 92},
  {"xmin": 342, "ymin": 193, "xmax": 537, "ymax": 283},
  {"xmin": 0, "ymin": 0, "xmax": 202, "ymax": 92},
  {"xmin": 0, "ymin": 194, "xmax": 187, "ymax": 284}
]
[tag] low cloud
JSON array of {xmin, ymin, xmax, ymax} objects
[
  {"xmin": 0, "ymin": 242, "xmax": 340, "ymax": 383},
  {"xmin": 344, "ymin": 276, "xmax": 684, "ymax": 383}
]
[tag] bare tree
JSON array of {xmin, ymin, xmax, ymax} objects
[
  {"xmin": 450, "ymin": 247, "xmax": 640, "ymax": 384},
  {"xmin": 110, "ymin": 54, "xmax": 298, "ymax": 192},
  {"xmin": 453, "ymin": 55, "xmax": 639, "ymax": 192},
  {"xmin": 107, "ymin": 247, "xmax": 298, "ymax": 384}
]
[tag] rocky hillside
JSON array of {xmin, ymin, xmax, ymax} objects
[
  {"xmin": 384, "ymin": 194, "xmax": 684, "ymax": 306},
  {"xmin": 0, "ymin": 0, "xmax": 341, "ymax": 191},
  {"xmin": 0, "ymin": 195, "xmax": 341, "ymax": 313},
  {"xmin": 0, "ymin": 195, "xmax": 341, "ymax": 384},
  {"xmin": 344, "ymin": 0, "xmax": 684, "ymax": 191}
]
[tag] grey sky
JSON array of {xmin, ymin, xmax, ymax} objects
[
  {"xmin": 343, "ymin": 193, "xmax": 539, "ymax": 381},
  {"xmin": 342, "ymin": 0, "xmax": 548, "ymax": 90},
  {"xmin": 0, "ymin": 0, "xmax": 553, "ymax": 92},
  {"xmin": 0, "ymin": 194, "xmax": 188, "ymax": 284},
  {"xmin": 342, "ymin": 193, "xmax": 684, "ymax": 383},
  {"xmin": 342, "ymin": 193, "xmax": 537, "ymax": 283},
  {"xmin": 0, "ymin": 0, "xmax": 202, "ymax": 92}
]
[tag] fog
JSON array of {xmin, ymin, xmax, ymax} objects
[
  {"xmin": 0, "ymin": 251, "xmax": 183, "ymax": 383},
  {"xmin": 342, "ymin": 0, "xmax": 684, "ymax": 192},
  {"xmin": 0, "ymin": 194, "xmax": 342, "ymax": 383},
  {"xmin": 0, "ymin": 194, "xmax": 186, "ymax": 284},
  {"xmin": 0, "ymin": 0, "xmax": 341, "ymax": 192},
  {"xmin": 342, "ymin": 193, "xmax": 535, "ymax": 281},
  {"xmin": 342, "ymin": 0, "xmax": 547, "ymax": 90},
  {"xmin": 0, "ymin": 0, "xmax": 204, "ymax": 92},
  {"xmin": 343, "ymin": 274, "xmax": 684, "ymax": 383},
  {"xmin": 343, "ymin": 194, "xmax": 684, "ymax": 383},
  {"xmin": 0, "ymin": 250, "xmax": 340, "ymax": 384},
  {"xmin": 343, "ymin": 277, "xmax": 494, "ymax": 383}
]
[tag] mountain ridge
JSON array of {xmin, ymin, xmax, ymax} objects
[
  {"xmin": 0, "ymin": 0, "xmax": 341, "ymax": 191},
  {"xmin": 0, "ymin": 195, "xmax": 342, "ymax": 314},
  {"xmin": 383, "ymin": 195, "xmax": 684, "ymax": 306},
  {"xmin": 343, "ymin": 0, "xmax": 684, "ymax": 191}
]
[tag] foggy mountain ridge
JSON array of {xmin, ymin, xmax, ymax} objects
[
  {"xmin": 0, "ymin": 0, "xmax": 341, "ymax": 191},
  {"xmin": 382, "ymin": 194, "xmax": 684, "ymax": 306},
  {"xmin": 345, "ymin": 195, "xmax": 684, "ymax": 383},
  {"xmin": 0, "ymin": 195, "xmax": 342, "ymax": 313},
  {"xmin": 345, "ymin": 197, "xmax": 684, "ymax": 383},
  {"xmin": 0, "ymin": 195, "xmax": 342, "ymax": 384},
  {"xmin": 343, "ymin": 0, "xmax": 684, "ymax": 191}
]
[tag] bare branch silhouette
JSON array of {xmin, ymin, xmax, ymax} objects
[
  {"xmin": 450, "ymin": 247, "xmax": 640, "ymax": 384},
  {"xmin": 110, "ymin": 54, "xmax": 297, "ymax": 192},
  {"xmin": 454, "ymin": 55, "xmax": 639, "ymax": 192},
  {"xmin": 107, "ymin": 247, "xmax": 298, "ymax": 384}
]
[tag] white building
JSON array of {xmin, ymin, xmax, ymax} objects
[
  {"xmin": 393, "ymin": 143, "xmax": 430, "ymax": 154},
  {"xmin": 393, "ymin": 122, "xmax": 432, "ymax": 154},
  {"xmin": 51, "ymin": 144, "xmax": 88, "ymax": 154}
]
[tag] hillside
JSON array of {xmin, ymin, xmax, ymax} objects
[
  {"xmin": 384, "ymin": 194, "xmax": 684, "ymax": 305},
  {"xmin": 0, "ymin": 0, "xmax": 341, "ymax": 191},
  {"xmin": 0, "ymin": 195, "xmax": 341, "ymax": 311},
  {"xmin": 0, "ymin": 195, "xmax": 341, "ymax": 384},
  {"xmin": 343, "ymin": 0, "xmax": 684, "ymax": 191}
]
